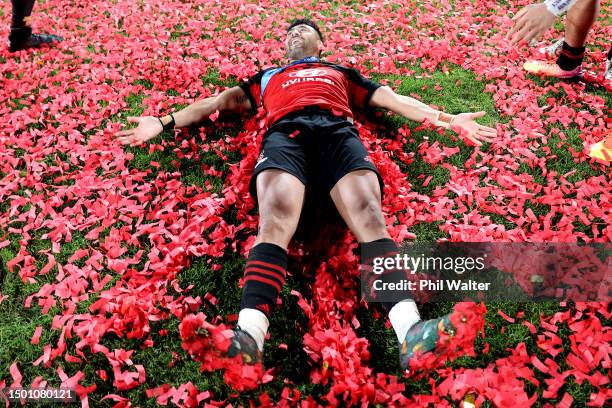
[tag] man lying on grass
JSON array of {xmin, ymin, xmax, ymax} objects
[{"xmin": 115, "ymin": 18, "xmax": 497, "ymax": 371}]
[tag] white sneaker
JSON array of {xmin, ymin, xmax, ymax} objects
[
  {"xmin": 605, "ymin": 58, "xmax": 612, "ymax": 82},
  {"xmin": 538, "ymin": 38, "xmax": 564, "ymax": 59}
]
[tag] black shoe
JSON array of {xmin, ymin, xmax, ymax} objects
[
  {"xmin": 226, "ymin": 327, "xmax": 262, "ymax": 364},
  {"xmin": 9, "ymin": 27, "xmax": 63, "ymax": 52}
]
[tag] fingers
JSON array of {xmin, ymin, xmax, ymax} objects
[
  {"xmin": 478, "ymin": 125, "xmax": 497, "ymax": 134},
  {"xmin": 507, "ymin": 22, "xmax": 520, "ymax": 41},
  {"xmin": 512, "ymin": 24, "xmax": 539, "ymax": 44},
  {"xmin": 522, "ymin": 27, "xmax": 543, "ymax": 45},
  {"xmin": 127, "ymin": 116, "xmax": 141, "ymax": 123},
  {"xmin": 477, "ymin": 128, "xmax": 497, "ymax": 136},
  {"xmin": 114, "ymin": 129, "xmax": 134, "ymax": 137},
  {"xmin": 465, "ymin": 135, "xmax": 482, "ymax": 147},
  {"xmin": 469, "ymin": 111, "xmax": 486, "ymax": 119},
  {"xmin": 116, "ymin": 136, "xmax": 134, "ymax": 145},
  {"xmin": 511, "ymin": 6, "xmax": 530, "ymax": 22},
  {"xmin": 117, "ymin": 136, "xmax": 143, "ymax": 147},
  {"xmin": 511, "ymin": 23, "xmax": 533, "ymax": 45},
  {"xmin": 477, "ymin": 134, "xmax": 496, "ymax": 142},
  {"xmin": 508, "ymin": 5, "xmax": 531, "ymax": 39}
]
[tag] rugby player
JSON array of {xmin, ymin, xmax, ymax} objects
[{"xmin": 115, "ymin": 19, "xmax": 497, "ymax": 370}]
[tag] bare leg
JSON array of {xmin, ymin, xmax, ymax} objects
[
  {"xmin": 564, "ymin": 0, "xmax": 600, "ymax": 47},
  {"xmin": 329, "ymin": 169, "xmax": 388, "ymax": 243},
  {"xmin": 254, "ymin": 169, "xmax": 305, "ymax": 249}
]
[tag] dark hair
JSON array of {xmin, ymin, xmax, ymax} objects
[{"xmin": 287, "ymin": 18, "xmax": 324, "ymax": 42}]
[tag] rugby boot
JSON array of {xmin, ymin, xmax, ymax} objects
[{"xmin": 226, "ymin": 326, "xmax": 263, "ymax": 365}]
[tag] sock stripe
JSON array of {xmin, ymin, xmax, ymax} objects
[
  {"xmin": 560, "ymin": 50, "xmax": 584, "ymax": 59},
  {"xmin": 245, "ymin": 268, "xmax": 285, "ymax": 286},
  {"xmin": 244, "ymin": 274, "xmax": 282, "ymax": 292},
  {"xmin": 247, "ymin": 260, "xmax": 287, "ymax": 275},
  {"xmin": 245, "ymin": 265, "xmax": 285, "ymax": 278},
  {"xmin": 241, "ymin": 243, "xmax": 288, "ymax": 317}
]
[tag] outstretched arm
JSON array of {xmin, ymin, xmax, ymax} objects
[
  {"xmin": 369, "ymin": 86, "xmax": 497, "ymax": 146},
  {"xmin": 114, "ymin": 86, "xmax": 251, "ymax": 146}
]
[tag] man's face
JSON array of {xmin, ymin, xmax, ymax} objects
[{"xmin": 285, "ymin": 24, "xmax": 323, "ymax": 60}]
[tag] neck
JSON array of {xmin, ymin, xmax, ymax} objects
[{"xmin": 289, "ymin": 55, "xmax": 319, "ymax": 63}]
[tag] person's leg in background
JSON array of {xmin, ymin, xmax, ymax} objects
[
  {"xmin": 605, "ymin": 46, "xmax": 612, "ymax": 81},
  {"xmin": 9, "ymin": 0, "xmax": 63, "ymax": 52},
  {"xmin": 555, "ymin": 0, "xmax": 600, "ymax": 71},
  {"xmin": 525, "ymin": 0, "xmax": 601, "ymax": 79}
]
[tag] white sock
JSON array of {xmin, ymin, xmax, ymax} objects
[
  {"xmin": 237, "ymin": 308, "xmax": 269, "ymax": 352},
  {"xmin": 388, "ymin": 300, "xmax": 421, "ymax": 343}
]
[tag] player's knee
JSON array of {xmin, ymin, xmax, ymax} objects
[
  {"xmin": 357, "ymin": 198, "xmax": 386, "ymax": 230},
  {"xmin": 258, "ymin": 198, "xmax": 300, "ymax": 237}
]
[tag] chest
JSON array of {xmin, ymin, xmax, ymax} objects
[{"xmin": 265, "ymin": 67, "xmax": 348, "ymax": 95}]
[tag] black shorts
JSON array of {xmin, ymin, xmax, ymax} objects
[{"xmin": 249, "ymin": 108, "xmax": 384, "ymax": 203}]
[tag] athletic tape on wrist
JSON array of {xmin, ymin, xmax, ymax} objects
[{"xmin": 434, "ymin": 112, "xmax": 454, "ymax": 129}]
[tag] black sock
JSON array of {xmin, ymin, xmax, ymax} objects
[
  {"xmin": 556, "ymin": 41, "xmax": 585, "ymax": 71},
  {"xmin": 240, "ymin": 243, "xmax": 287, "ymax": 317},
  {"xmin": 607, "ymin": 47, "xmax": 612, "ymax": 61},
  {"xmin": 360, "ymin": 238, "xmax": 405, "ymax": 314}
]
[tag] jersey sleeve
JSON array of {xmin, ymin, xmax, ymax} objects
[
  {"xmin": 345, "ymin": 68, "xmax": 382, "ymax": 114},
  {"xmin": 238, "ymin": 70, "xmax": 266, "ymax": 113}
]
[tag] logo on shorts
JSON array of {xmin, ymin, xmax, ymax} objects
[
  {"xmin": 256, "ymin": 151, "xmax": 268, "ymax": 167},
  {"xmin": 363, "ymin": 156, "xmax": 372, "ymax": 163},
  {"xmin": 288, "ymin": 68, "xmax": 327, "ymax": 78}
]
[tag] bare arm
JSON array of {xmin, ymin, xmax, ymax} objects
[
  {"xmin": 369, "ymin": 86, "xmax": 497, "ymax": 146},
  {"xmin": 369, "ymin": 86, "xmax": 450, "ymax": 124},
  {"xmin": 115, "ymin": 86, "xmax": 252, "ymax": 146},
  {"xmin": 158, "ymin": 86, "xmax": 252, "ymax": 128}
]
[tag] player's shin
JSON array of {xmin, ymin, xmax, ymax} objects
[
  {"xmin": 359, "ymin": 238, "xmax": 421, "ymax": 342},
  {"xmin": 238, "ymin": 242, "xmax": 288, "ymax": 353}
]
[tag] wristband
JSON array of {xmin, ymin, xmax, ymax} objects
[
  {"xmin": 158, "ymin": 114, "xmax": 176, "ymax": 132},
  {"xmin": 543, "ymin": 0, "xmax": 578, "ymax": 16},
  {"xmin": 163, "ymin": 113, "xmax": 176, "ymax": 131}
]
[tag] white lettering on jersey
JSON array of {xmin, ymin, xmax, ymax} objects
[{"xmin": 281, "ymin": 77, "xmax": 335, "ymax": 88}]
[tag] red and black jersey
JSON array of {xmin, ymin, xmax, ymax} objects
[{"xmin": 238, "ymin": 60, "xmax": 381, "ymax": 127}]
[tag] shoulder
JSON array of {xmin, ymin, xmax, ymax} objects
[{"xmin": 247, "ymin": 67, "xmax": 280, "ymax": 83}]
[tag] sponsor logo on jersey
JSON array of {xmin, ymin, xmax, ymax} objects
[
  {"xmin": 288, "ymin": 68, "xmax": 328, "ymax": 78},
  {"xmin": 282, "ymin": 67, "xmax": 335, "ymax": 88}
]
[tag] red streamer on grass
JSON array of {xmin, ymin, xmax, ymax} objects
[{"xmin": 0, "ymin": 0, "xmax": 610, "ymax": 406}]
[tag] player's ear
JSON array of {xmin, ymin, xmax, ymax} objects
[{"xmin": 317, "ymin": 40, "xmax": 324, "ymax": 56}]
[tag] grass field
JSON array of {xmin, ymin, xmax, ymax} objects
[{"xmin": 0, "ymin": 0, "xmax": 610, "ymax": 407}]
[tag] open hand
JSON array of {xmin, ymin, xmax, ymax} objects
[
  {"xmin": 508, "ymin": 3, "xmax": 556, "ymax": 45},
  {"xmin": 114, "ymin": 116, "xmax": 163, "ymax": 146},
  {"xmin": 451, "ymin": 111, "xmax": 497, "ymax": 146}
]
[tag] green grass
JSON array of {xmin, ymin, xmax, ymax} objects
[{"xmin": 1, "ymin": 5, "xmax": 610, "ymax": 405}]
